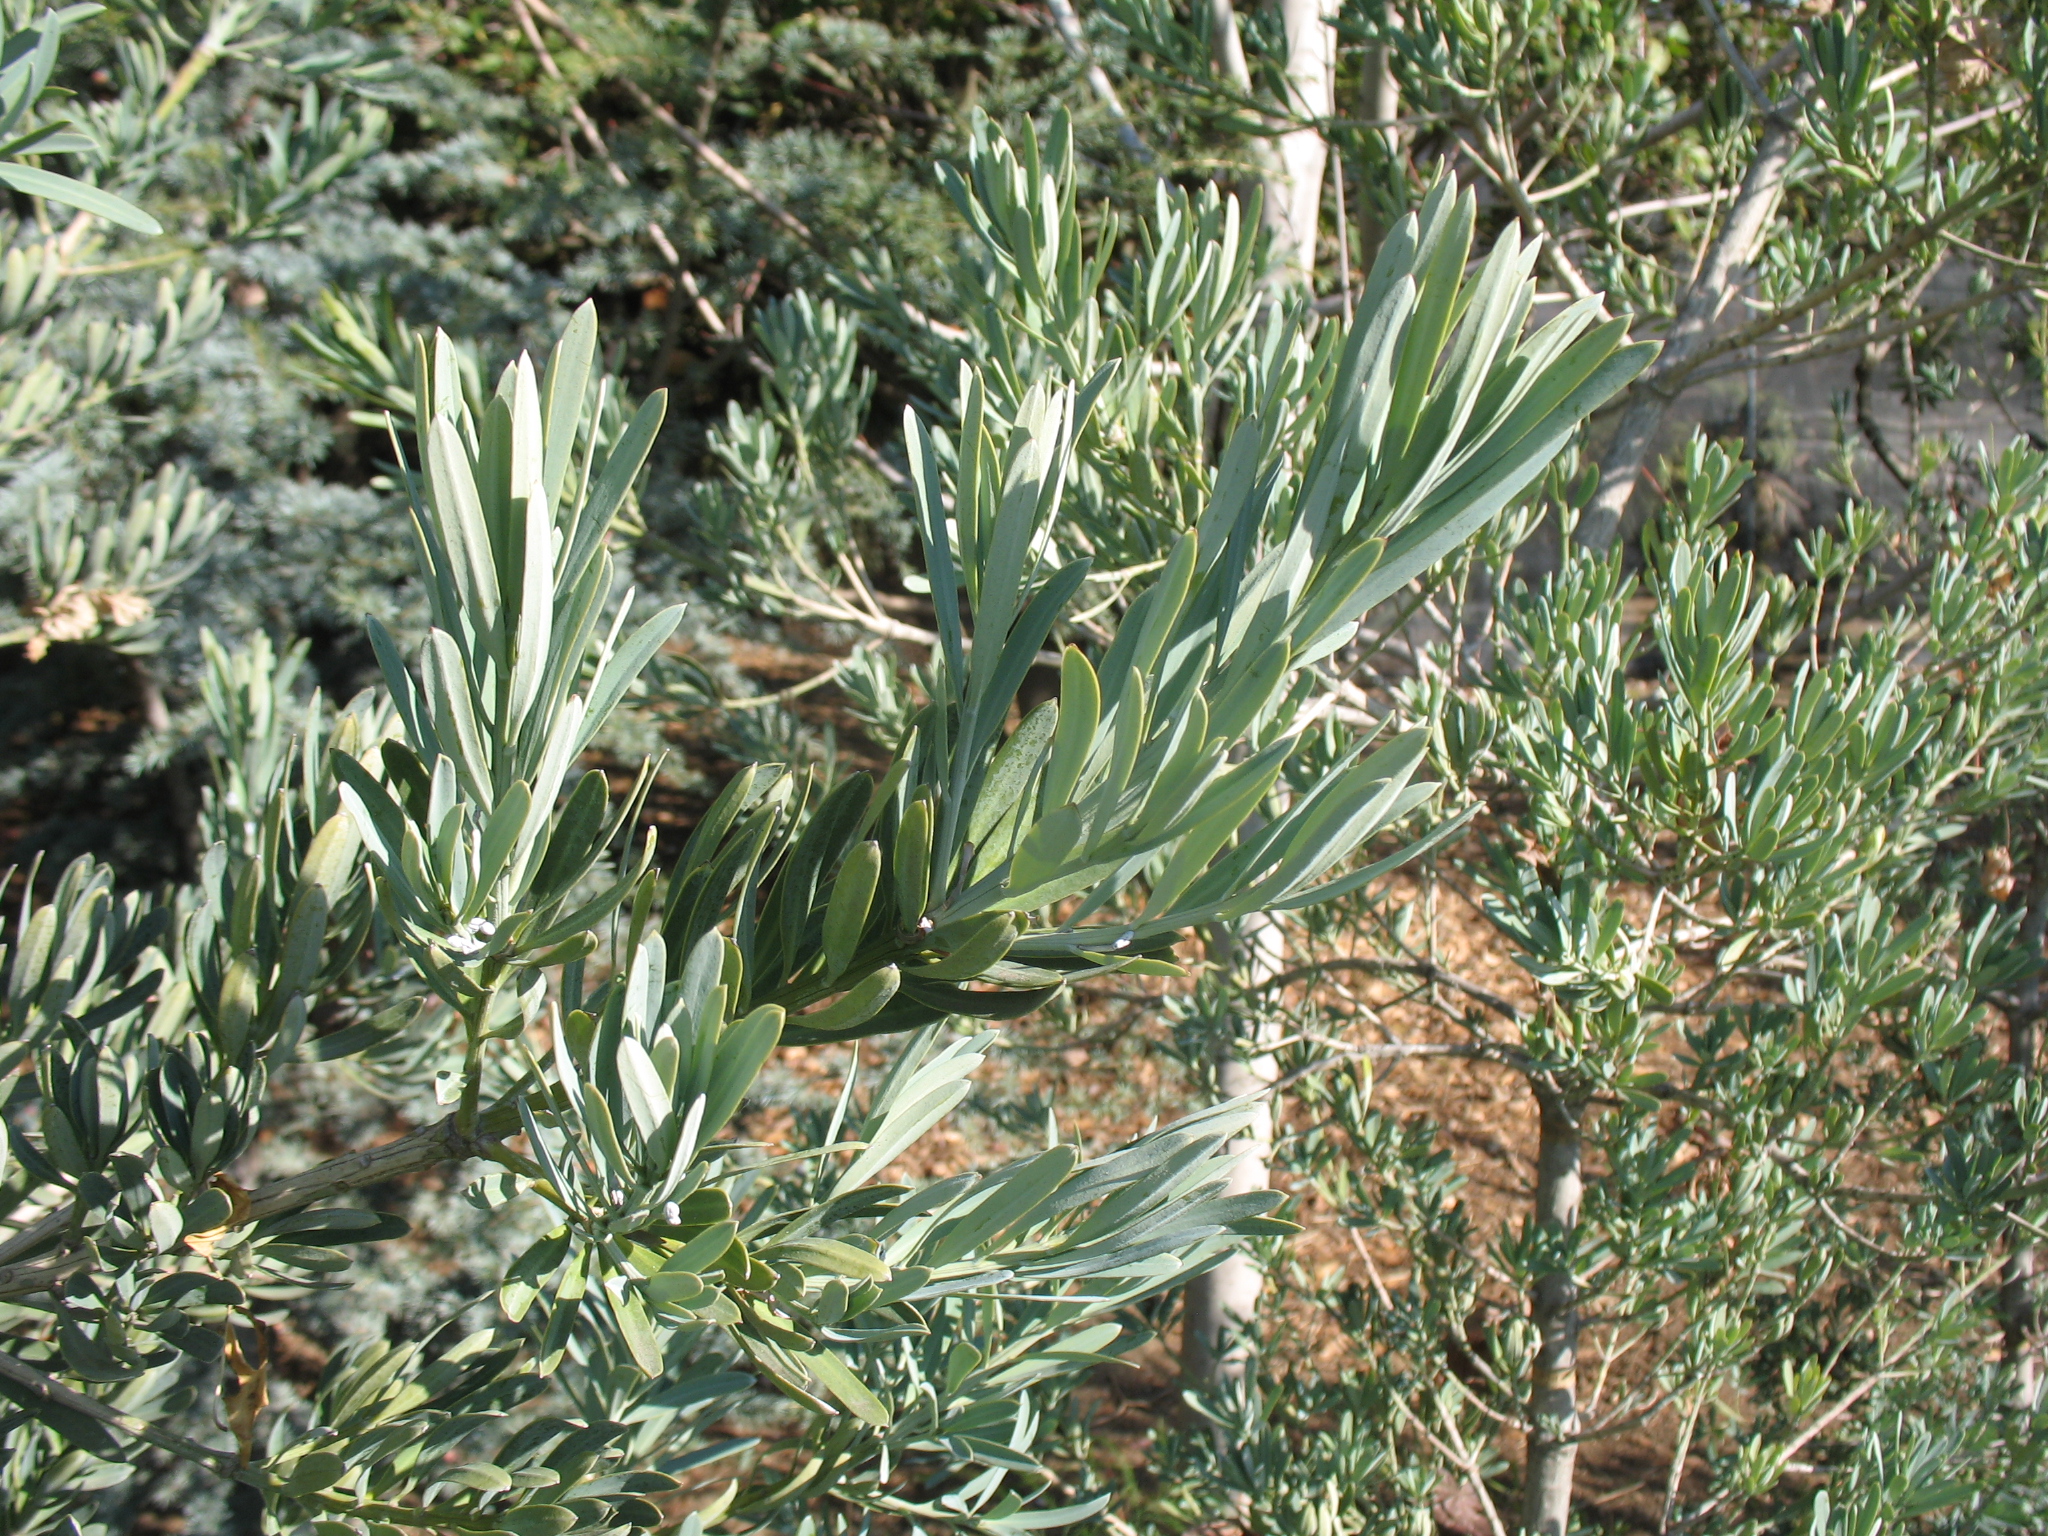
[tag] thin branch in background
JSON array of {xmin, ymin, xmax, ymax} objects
[
  {"xmin": 1456, "ymin": 115, "xmax": 1603, "ymax": 308},
  {"xmin": 1855, "ymin": 337, "xmax": 1915, "ymax": 491},
  {"xmin": 715, "ymin": 657, "xmax": 847, "ymax": 711},
  {"xmin": 676, "ymin": 268, "xmax": 738, "ymax": 342},
  {"xmin": 1041, "ymin": 0, "xmax": 1154, "ymax": 163},
  {"xmin": 1268, "ymin": 1038, "xmax": 1510, "ymax": 1096},
  {"xmin": 1697, "ymin": 0, "xmax": 1778, "ymax": 118},
  {"xmin": 508, "ymin": 0, "xmax": 688, "ymax": 272},
  {"xmin": 1259, "ymin": 955, "xmax": 1527, "ymax": 1026},
  {"xmin": 520, "ymin": 0, "xmax": 970, "ymax": 344},
  {"xmin": 1618, "ymin": 40, "xmax": 1801, "ymax": 157},
  {"xmin": 1701, "ymin": 186, "xmax": 2002, "ymax": 368},
  {"xmin": 1686, "ymin": 281, "xmax": 2012, "ymax": 385}
]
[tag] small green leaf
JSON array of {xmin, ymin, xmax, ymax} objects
[
  {"xmin": 894, "ymin": 794, "xmax": 933, "ymax": 923},
  {"xmin": 765, "ymin": 1237, "xmax": 891, "ymax": 1282},
  {"xmin": 909, "ymin": 912, "xmax": 1017, "ymax": 981},
  {"xmin": 804, "ymin": 1348, "xmax": 891, "ymax": 1427},
  {"xmin": 822, "ymin": 840, "xmax": 880, "ymax": 980},
  {"xmin": 615, "ymin": 1036, "xmax": 671, "ymax": 1143},
  {"xmin": 611, "ymin": 1284, "xmax": 665, "ymax": 1376}
]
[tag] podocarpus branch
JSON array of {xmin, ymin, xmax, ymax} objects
[
  {"xmin": 0, "ymin": 1349, "xmax": 252, "ymax": 1481},
  {"xmin": 0, "ymin": 1107, "xmax": 521, "ymax": 1299}
]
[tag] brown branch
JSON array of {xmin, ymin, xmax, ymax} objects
[
  {"xmin": 508, "ymin": 0, "xmax": 689, "ymax": 274},
  {"xmin": 519, "ymin": 0, "xmax": 814, "ymax": 250},
  {"xmin": 0, "ymin": 1349, "xmax": 249, "ymax": 1480},
  {"xmin": 1697, "ymin": 0, "xmax": 1780, "ymax": 119},
  {"xmin": 241, "ymin": 1105, "xmax": 522, "ymax": 1226},
  {"xmin": 1619, "ymin": 41, "xmax": 1802, "ymax": 157},
  {"xmin": 1683, "ymin": 280, "xmax": 2015, "ymax": 387},
  {"xmin": 1855, "ymin": 339, "xmax": 1915, "ymax": 492},
  {"xmin": 1695, "ymin": 185, "xmax": 2004, "ymax": 370},
  {"xmin": 0, "ymin": 1250, "xmax": 92, "ymax": 1300},
  {"xmin": 1267, "ymin": 1039, "xmax": 1514, "ymax": 1096},
  {"xmin": 1456, "ymin": 117, "xmax": 1602, "ymax": 308},
  {"xmin": 1258, "ymin": 955, "xmax": 1527, "ymax": 1025}
]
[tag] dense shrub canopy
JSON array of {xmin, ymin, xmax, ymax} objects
[{"xmin": 1, "ymin": 2, "xmax": 2047, "ymax": 1535}]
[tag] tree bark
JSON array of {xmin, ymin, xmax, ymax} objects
[
  {"xmin": 1522, "ymin": 1085, "xmax": 1583, "ymax": 1536},
  {"xmin": 1264, "ymin": 0, "xmax": 1341, "ymax": 282},
  {"xmin": 1353, "ymin": 42, "xmax": 1399, "ymax": 274},
  {"xmin": 1206, "ymin": 0, "xmax": 1255, "ymax": 93},
  {"xmin": 1045, "ymin": 0, "xmax": 1152, "ymax": 162},
  {"xmin": 1205, "ymin": 0, "xmax": 1336, "ymax": 284},
  {"xmin": 1578, "ymin": 109, "xmax": 1799, "ymax": 552},
  {"xmin": 1182, "ymin": 916, "xmax": 1285, "ymax": 1396}
]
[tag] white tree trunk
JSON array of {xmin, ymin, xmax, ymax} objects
[
  {"xmin": 1207, "ymin": 0, "xmax": 1339, "ymax": 285},
  {"xmin": 1182, "ymin": 917, "xmax": 1285, "ymax": 1395},
  {"xmin": 1522, "ymin": 1089, "xmax": 1585, "ymax": 1536},
  {"xmin": 1264, "ymin": 0, "xmax": 1341, "ymax": 282},
  {"xmin": 1207, "ymin": 0, "xmax": 1255, "ymax": 93},
  {"xmin": 1579, "ymin": 110, "xmax": 1797, "ymax": 550},
  {"xmin": 1181, "ymin": 0, "xmax": 1341, "ymax": 1420}
]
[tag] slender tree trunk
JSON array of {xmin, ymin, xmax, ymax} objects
[
  {"xmin": 1182, "ymin": 0, "xmax": 1337, "ymax": 1392},
  {"xmin": 1046, "ymin": 0, "xmax": 1152, "ymax": 162},
  {"xmin": 1206, "ymin": 0, "xmax": 1255, "ymax": 93},
  {"xmin": 1578, "ymin": 110, "xmax": 1799, "ymax": 551},
  {"xmin": 1353, "ymin": 42, "xmax": 1398, "ymax": 275},
  {"xmin": 1522, "ymin": 1085, "xmax": 1583, "ymax": 1536},
  {"xmin": 1182, "ymin": 916, "xmax": 1285, "ymax": 1398},
  {"xmin": 2003, "ymin": 860, "xmax": 2048, "ymax": 1406},
  {"xmin": 1205, "ymin": 0, "xmax": 1337, "ymax": 285},
  {"xmin": 1264, "ymin": 0, "xmax": 1341, "ymax": 282}
]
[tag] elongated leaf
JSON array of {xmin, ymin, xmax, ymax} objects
[
  {"xmin": 701, "ymin": 1005, "xmax": 783, "ymax": 1134},
  {"xmin": 803, "ymin": 1348, "xmax": 890, "ymax": 1427},
  {"xmin": 578, "ymin": 605, "xmax": 685, "ymax": 752},
  {"xmin": 565, "ymin": 391, "xmax": 665, "ymax": 588},
  {"xmin": 540, "ymin": 301, "xmax": 597, "ymax": 512},
  {"xmin": 0, "ymin": 160, "xmax": 159, "ymax": 233},
  {"xmin": 615, "ymin": 1036, "xmax": 670, "ymax": 1143}
]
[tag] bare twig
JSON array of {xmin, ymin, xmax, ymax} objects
[
  {"xmin": 1258, "ymin": 955, "xmax": 1527, "ymax": 1025},
  {"xmin": 1700, "ymin": 184, "xmax": 2001, "ymax": 367},
  {"xmin": 1267, "ymin": 1038, "xmax": 1513, "ymax": 1096},
  {"xmin": 1697, "ymin": 0, "xmax": 1778, "ymax": 119},
  {"xmin": 508, "ymin": 0, "xmax": 689, "ymax": 272},
  {"xmin": 1617, "ymin": 41, "xmax": 1801, "ymax": 157},
  {"xmin": 715, "ymin": 659, "xmax": 848, "ymax": 712},
  {"xmin": 0, "ymin": 1349, "xmax": 248, "ymax": 1479},
  {"xmin": 1855, "ymin": 338, "xmax": 1915, "ymax": 491},
  {"xmin": 1040, "ymin": 0, "xmax": 1153, "ymax": 163},
  {"xmin": 521, "ymin": 0, "xmax": 969, "ymax": 345},
  {"xmin": 1458, "ymin": 116, "xmax": 1603, "ymax": 308},
  {"xmin": 1685, "ymin": 280, "xmax": 2012, "ymax": 385}
]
